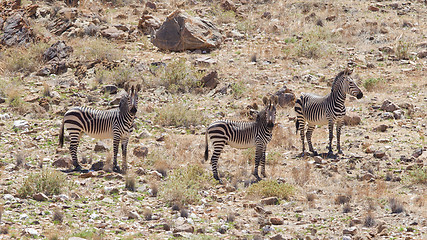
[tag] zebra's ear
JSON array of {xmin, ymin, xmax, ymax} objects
[
  {"xmin": 272, "ymin": 95, "xmax": 279, "ymax": 106},
  {"xmin": 136, "ymin": 83, "xmax": 142, "ymax": 92},
  {"xmin": 262, "ymin": 96, "xmax": 269, "ymax": 106},
  {"xmin": 124, "ymin": 82, "xmax": 130, "ymax": 92},
  {"xmin": 344, "ymin": 68, "xmax": 353, "ymax": 75}
]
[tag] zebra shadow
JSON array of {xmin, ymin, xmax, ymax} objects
[{"xmin": 298, "ymin": 152, "xmax": 338, "ymax": 159}]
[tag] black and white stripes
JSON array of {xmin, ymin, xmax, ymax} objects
[
  {"xmin": 59, "ymin": 83, "xmax": 141, "ymax": 173},
  {"xmin": 205, "ymin": 95, "xmax": 278, "ymax": 182},
  {"xmin": 295, "ymin": 69, "xmax": 363, "ymax": 157}
]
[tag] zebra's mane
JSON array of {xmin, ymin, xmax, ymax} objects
[
  {"xmin": 331, "ymin": 69, "xmax": 351, "ymax": 90},
  {"xmin": 119, "ymin": 93, "xmax": 130, "ymax": 113}
]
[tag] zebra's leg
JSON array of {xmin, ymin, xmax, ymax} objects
[
  {"xmin": 121, "ymin": 138, "xmax": 129, "ymax": 174},
  {"xmin": 112, "ymin": 137, "xmax": 121, "ymax": 173},
  {"xmin": 306, "ymin": 125, "xmax": 318, "ymax": 156},
  {"xmin": 327, "ymin": 120, "xmax": 334, "ymax": 157},
  {"xmin": 299, "ymin": 121, "xmax": 306, "ymax": 157},
  {"xmin": 336, "ymin": 119, "xmax": 344, "ymax": 154},
  {"xmin": 210, "ymin": 142, "xmax": 224, "ymax": 183},
  {"xmin": 260, "ymin": 145, "xmax": 267, "ymax": 178},
  {"xmin": 253, "ymin": 144, "xmax": 265, "ymax": 181}
]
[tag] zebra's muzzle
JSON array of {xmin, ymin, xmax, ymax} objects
[
  {"xmin": 130, "ymin": 107, "xmax": 137, "ymax": 114},
  {"xmin": 356, "ymin": 92, "xmax": 363, "ymax": 99},
  {"xmin": 267, "ymin": 122, "xmax": 275, "ymax": 128}
]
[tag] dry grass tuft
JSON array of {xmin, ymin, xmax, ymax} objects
[
  {"xmin": 0, "ymin": 204, "xmax": 3, "ymax": 223},
  {"xmin": 18, "ymin": 169, "xmax": 69, "ymax": 198},
  {"xmin": 363, "ymin": 77, "xmax": 386, "ymax": 92},
  {"xmin": 149, "ymin": 182, "xmax": 158, "ymax": 197},
  {"xmin": 270, "ymin": 125, "xmax": 294, "ymax": 149},
  {"xmin": 180, "ymin": 208, "xmax": 189, "ymax": 218},
  {"xmin": 52, "ymin": 209, "xmax": 64, "ymax": 224},
  {"xmin": 15, "ymin": 152, "xmax": 26, "ymax": 168},
  {"xmin": 246, "ymin": 180, "xmax": 294, "ymax": 200},
  {"xmin": 125, "ymin": 174, "xmax": 136, "ymax": 192},
  {"xmin": 409, "ymin": 167, "xmax": 427, "ymax": 184},
  {"xmin": 363, "ymin": 211, "xmax": 376, "ymax": 227},
  {"xmin": 159, "ymin": 165, "xmax": 215, "ymax": 205},
  {"xmin": 226, "ymin": 212, "xmax": 236, "ymax": 223},
  {"xmin": 0, "ymin": 225, "xmax": 9, "ymax": 234},
  {"xmin": 343, "ymin": 203, "xmax": 352, "ymax": 213},
  {"xmin": 143, "ymin": 208, "xmax": 152, "ymax": 221},
  {"xmin": 156, "ymin": 103, "xmax": 205, "ymax": 127},
  {"xmin": 103, "ymin": 155, "xmax": 113, "ymax": 172},
  {"xmin": 291, "ymin": 163, "xmax": 311, "ymax": 186},
  {"xmin": 1, "ymin": 42, "xmax": 48, "ymax": 75},
  {"xmin": 335, "ymin": 194, "xmax": 351, "ymax": 205},
  {"xmin": 389, "ymin": 197, "xmax": 404, "ymax": 214},
  {"xmin": 72, "ymin": 37, "xmax": 123, "ymax": 62},
  {"xmin": 42, "ymin": 82, "xmax": 51, "ymax": 97},
  {"xmin": 306, "ymin": 193, "xmax": 316, "ymax": 202}
]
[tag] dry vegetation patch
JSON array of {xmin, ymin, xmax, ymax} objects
[{"xmin": 246, "ymin": 179, "xmax": 294, "ymax": 200}]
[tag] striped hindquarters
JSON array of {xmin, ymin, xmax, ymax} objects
[{"xmin": 63, "ymin": 107, "xmax": 118, "ymax": 139}]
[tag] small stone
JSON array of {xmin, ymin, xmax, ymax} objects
[
  {"xmin": 69, "ymin": 238, "xmax": 87, "ymax": 240},
  {"xmin": 374, "ymin": 124, "xmax": 388, "ymax": 132},
  {"xmin": 344, "ymin": 113, "xmax": 361, "ymax": 126},
  {"xmin": 270, "ymin": 217, "xmax": 284, "ymax": 225},
  {"xmin": 417, "ymin": 50, "xmax": 427, "ymax": 59},
  {"xmin": 313, "ymin": 156, "xmax": 323, "ymax": 164},
  {"xmin": 13, "ymin": 120, "xmax": 29, "ymax": 130},
  {"xmin": 368, "ymin": 5, "xmax": 379, "ymax": 11},
  {"xmin": 218, "ymin": 224, "xmax": 228, "ymax": 234},
  {"xmin": 90, "ymin": 161, "xmax": 104, "ymax": 171},
  {"xmin": 133, "ymin": 146, "xmax": 148, "ymax": 158},
  {"xmin": 260, "ymin": 197, "xmax": 279, "ymax": 205},
  {"xmin": 173, "ymin": 224, "xmax": 194, "ymax": 233},
  {"xmin": 381, "ymin": 112, "xmax": 394, "ymax": 120},
  {"xmin": 412, "ymin": 149, "xmax": 423, "ymax": 158},
  {"xmin": 79, "ymin": 171, "xmax": 97, "ymax": 178},
  {"xmin": 270, "ymin": 234, "xmax": 284, "ymax": 240},
  {"xmin": 102, "ymin": 85, "xmax": 118, "ymax": 94},
  {"xmin": 94, "ymin": 141, "xmax": 109, "ymax": 152},
  {"xmin": 361, "ymin": 172, "xmax": 375, "ymax": 181},
  {"xmin": 52, "ymin": 158, "xmax": 72, "ymax": 168},
  {"xmin": 350, "ymin": 218, "xmax": 362, "ymax": 225},
  {"xmin": 3, "ymin": 194, "xmax": 15, "ymax": 201},
  {"xmin": 342, "ymin": 236, "xmax": 352, "ymax": 240},
  {"xmin": 393, "ymin": 109, "xmax": 404, "ymax": 119},
  {"xmin": 23, "ymin": 228, "xmax": 39, "ymax": 236},
  {"xmin": 343, "ymin": 227, "xmax": 357, "ymax": 235},
  {"xmin": 374, "ymin": 151, "xmax": 386, "ymax": 159},
  {"xmin": 33, "ymin": 193, "xmax": 49, "ymax": 201},
  {"xmin": 0, "ymin": 113, "xmax": 11, "ymax": 120},
  {"xmin": 381, "ymin": 99, "xmax": 399, "ymax": 112},
  {"xmin": 128, "ymin": 211, "xmax": 140, "ymax": 220}
]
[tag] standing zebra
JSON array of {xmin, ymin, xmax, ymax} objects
[
  {"xmin": 294, "ymin": 69, "xmax": 363, "ymax": 157},
  {"xmin": 59, "ymin": 83, "xmax": 141, "ymax": 173},
  {"xmin": 205, "ymin": 95, "xmax": 279, "ymax": 183}
]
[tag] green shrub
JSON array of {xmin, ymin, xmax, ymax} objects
[
  {"xmin": 410, "ymin": 167, "xmax": 427, "ymax": 184},
  {"xmin": 156, "ymin": 103, "xmax": 205, "ymax": 127},
  {"xmin": 296, "ymin": 40, "xmax": 322, "ymax": 59},
  {"xmin": 2, "ymin": 42, "xmax": 48, "ymax": 74},
  {"xmin": 18, "ymin": 169, "xmax": 69, "ymax": 198},
  {"xmin": 155, "ymin": 58, "xmax": 203, "ymax": 93},
  {"xmin": 73, "ymin": 37, "xmax": 122, "ymax": 62},
  {"xmin": 230, "ymin": 81, "xmax": 246, "ymax": 99},
  {"xmin": 396, "ymin": 40, "xmax": 410, "ymax": 60},
  {"xmin": 159, "ymin": 165, "xmax": 215, "ymax": 205},
  {"xmin": 247, "ymin": 179, "xmax": 294, "ymax": 200}
]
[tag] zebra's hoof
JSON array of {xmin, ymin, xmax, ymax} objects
[
  {"xmin": 327, "ymin": 151, "xmax": 335, "ymax": 158},
  {"xmin": 298, "ymin": 152, "xmax": 307, "ymax": 158},
  {"xmin": 113, "ymin": 166, "xmax": 121, "ymax": 173},
  {"xmin": 312, "ymin": 151, "xmax": 319, "ymax": 156},
  {"xmin": 337, "ymin": 150, "xmax": 343, "ymax": 155}
]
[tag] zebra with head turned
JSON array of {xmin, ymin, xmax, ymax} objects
[
  {"xmin": 59, "ymin": 83, "xmax": 141, "ymax": 173},
  {"xmin": 294, "ymin": 69, "xmax": 363, "ymax": 157},
  {"xmin": 204, "ymin": 95, "xmax": 279, "ymax": 183}
]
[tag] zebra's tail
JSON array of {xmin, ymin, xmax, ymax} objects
[
  {"xmin": 204, "ymin": 129, "xmax": 209, "ymax": 162},
  {"xmin": 59, "ymin": 118, "xmax": 65, "ymax": 148},
  {"xmin": 294, "ymin": 97, "xmax": 303, "ymax": 134}
]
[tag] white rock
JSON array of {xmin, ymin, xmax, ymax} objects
[
  {"xmin": 3, "ymin": 194, "xmax": 15, "ymax": 201},
  {"xmin": 20, "ymin": 213, "xmax": 29, "ymax": 220},
  {"xmin": 0, "ymin": 113, "xmax": 11, "ymax": 120},
  {"xmin": 90, "ymin": 213, "xmax": 99, "ymax": 219},
  {"xmin": 13, "ymin": 120, "xmax": 29, "ymax": 130},
  {"xmin": 23, "ymin": 228, "xmax": 39, "ymax": 236}
]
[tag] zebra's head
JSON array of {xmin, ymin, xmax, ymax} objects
[
  {"xmin": 334, "ymin": 69, "xmax": 363, "ymax": 99},
  {"xmin": 123, "ymin": 83, "xmax": 142, "ymax": 115},
  {"xmin": 261, "ymin": 95, "xmax": 279, "ymax": 128}
]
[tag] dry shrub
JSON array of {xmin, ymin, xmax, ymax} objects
[
  {"xmin": 226, "ymin": 211, "xmax": 236, "ymax": 223},
  {"xmin": 1, "ymin": 42, "xmax": 48, "ymax": 75},
  {"xmin": 159, "ymin": 165, "xmax": 215, "ymax": 205},
  {"xmin": 143, "ymin": 208, "xmax": 152, "ymax": 221},
  {"xmin": 42, "ymin": 82, "xmax": 51, "ymax": 97},
  {"xmin": 363, "ymin": 78, "xmax": 386, "ymax": 92},
  {"xmin": 343, "ymin": 203, "xmax": 352, "ymax": 213},
  {"xmin": 15, "ymin": 152, "xmax": 26, "ymax": 168},
  {"xmin": 409, "ymin": 167, "xmax": 427, "ymax": 184},
  {"xmin": 0, "ymin": 204, "xmax": 3, "ymax": 223},
  {"xmin": 149, "ymin": 182, "xmax": 158, "ymax": 197},
  {"xmin": 103, "ymin": 154, "xmax": 113, "ymax": 172},
  {"xmin": 306, "ymin": 193, "xmax": 316, "ymax": 202},
  {"xmin": 73, "ymin": 37, "xmax": 123, "ymax": 62},
  {"xmin": 270, "ymin": 125, "xmax": 294, "ymax": 149},
  {"xmin": 18, "ymin": 169, "xmax": 69, "ymax": 198},
  {"xmin": 291, "ymin": 163, "xmax": 311, "ymax": 186},
  {"xmin": 335, "ymin": 194, "xmax": 351, "ymax": 205},
  {"xmin": 156, "ymin": 103, "xmax": 205, "ymax": 128},
  {"xmin": 0, "ymin": 225, "xmax": 8, "ymax": 234},
  {"xmin": 389, "ymin": 197, "xmax": 404, "ymax": 214},
  {"xmin": 180, "ymin": 208, "xmax": 189, "ymax": 218},
  {"xmin": 246, "ymin": 180, "xmax": 294, "ymax": 200},
  {"xmin": 363, "ymin": 210, "xmax": 376, "ymax": 227}
]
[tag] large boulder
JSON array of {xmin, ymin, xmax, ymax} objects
[
  {"xmin": 274, "ymin": 86, "xmax": 296, "ymax": 108},
  {"xmin": 152, "ymin": 10, "xmax": 222, "ymax": 51},
  {"xmin": 1, "ymin": 12, "xmax": 35, "ymax": 46},
  {"xmin": 43, "ymin": 40, "xmax": 73, "ymax": 62}
]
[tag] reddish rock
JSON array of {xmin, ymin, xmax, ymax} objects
[
  {"xmin": 260, "ymin": 197, "xmax": 279, "ymax": 205},
  {"xmin": 33, "ymin": 193, "xmax": 49, "ymax": 201},
  {"xmin": 270, "ymin": 217, "xmax": 284, "ymax": 225},
  {"xmin": 344, "ymin": 113, "xmax": 361, "ymax": 126},
  {"xmin": 133, "ymin": 146, "xmax": 148, "ymax": 158},
  {"xmin": 52, "ymin": 158, "xmax": 72, "ymax": 169},
  {"xmin": 368, "ymin": 5, "xmax": 379, "ymax": 11}
]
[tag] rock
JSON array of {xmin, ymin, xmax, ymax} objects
[
  {"xmin": 261, "ymin": 12, "xmax": 272, "ymax": 19},
  {"xmin": 1, "ymin": 13, "xmax": 35, "ymax": 46},
  {"xmin": 33, "ymin": 193, "xmax": 49, "ymax": 201},
  {"xmin": 94, "ymin": 141, "xmax": 109, "ymax": 152},
  {"xmin": 374, "ymin": 124, "xmax": 388, "ymax": 132},
  {"xmin": 52, "ymin": 158, "xmax": 72, "ymax": 168},
  {"xmin": 36, "ymin": 61, "xmax": 68, "ymax": 76},
  {"xmin": 374, "ymin": 151, "xmax": 386, "ymax": 159},
  {"xmin": 133, "ymin": 146, "xmax": 148, "ymax": 158},
  {"xmin": 79, "ymin": 171, "xmax": 97, "ymax": 178},
  {"xmin": 412, "ymin": 148, "xmax": 423, "ymax": 158},
  {"xmin": 199, "ymin": 70, "xmax": 219, "ymax": 89},
  {"xmin": 152, "ymin": 10, "xmax": 222, "ymax": 51},
  {"xmin": 379, "ymin": 46, "xmax": 394, "ymax": 54},
  {"xmin": 381, "ymin": 112, "xmax": 394, "ymax": 120},
  {"xmin": 138, "ymin": 14, "xmax": 161, "ymax": 35},
  {"xmin": 218, "ymin": 224, "xmax": 228, "ymax": 234},
  {"xmin": 146, "ymin": 1, "xmax": 157, "ymax": 9},
  {"xmin": 13, "ymin": 120, "xmax": 30, "ymax": 130},
  {"xmin": 361, "ymin": 172, "xmax": 375, "ymax": 181},
  {"xmin": 313, "ymin": 156, "xmax": 323, "ymax": 164},
  {"xmin": 3, "ymin": 194, "xmax": 16, "ymax": 201},
  {"xmin": 326, "ymin": 15, "xmax": 336, "ymax": 21},
  {"xmin": 274, "ymin": 86, "xmax": 295, "ymax": 108},
  {"xmin": 0, "ymin": 113, "xmax": 11, "ymax": 120},
  {"xmin": 90, "ymin": 161, "xmax": 104, "ymax": 171},
  {"xmin": 417, "ymin": 50, "xmax": 427, "ymax": 59},
  {"xmin": 344, "ymin": 113, "xmax": 361, "ymax": 126},
  {"xmin": 270, "ymin": 234, "xmax": 284, "ymax": 240},
  {"xmin": 227, "ymin": 30, "xmax": 245, "ymax": 40},
  {"xmin": 128, "ymin": 211, "xmax": 140, "ymax": 220},
  {"xmin": 393, "ymin": 109, "xmax": 404, "ymax": 119},
  {"xmin": 43, "ymin": 41, "xmax": 73, "ymax": 62},
  {"xmin": 270, "ymin": 217, "xmax": 284, "ymax": 225},
  {"xmin": 23, "ymin": 228, "xmax": 39, "ymax": 236},
  {"xmin": 368, "ymin": 5, "xmax": 379, "ymax": 12},
  {"xmin": 102, "ymin": 85, "xmax": 118, "ymax": 94},
  {"xmin": 260, "ymin": 197, "xmax": 279, "ymax": 205},
  {"xmin": 173, "ymin": 224, "xmax": 194, "ymax": 233},
  {"xmin": 221, "ymin": 0, "xmax": 237, "ymax": 11},
  {"xmin": 343, "ymin": 227, "xmax": 357, "ymax": 235},
  {"xmin": 101, "ymin": 27, "xmax": 127, "ymax": 40},
  {"xmin": 342, "ymin": 236, "xmax": 352, "ymax": 240},
  {"xmin": 195, "ymin": 56, "xmax": 217, "ymax": 66},
  {"xmin": 381, "ymin": 99, "xmax": 399, "ymax": 112},
  {"xmin": 0, "ymin": 97, "xmax": 6, "ymax": 104}
]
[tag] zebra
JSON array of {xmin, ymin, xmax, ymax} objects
[
  {"xmin": 294, "ymin": 69, "xmax": 363, "ymax": 157},
  {"xmin": 204, "ymin": 95, "xmax": 279, "ymax": 183},
  {"xmin": 59, "ymin": 83, "xmax": 141, "ymax": 173}
]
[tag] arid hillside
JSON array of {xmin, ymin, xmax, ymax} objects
[{"xmin": 0, "ymin": 0, "xmax": 426, "ymax": 239}]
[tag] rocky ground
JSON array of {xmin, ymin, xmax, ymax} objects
[{"xmin": 0, "ymin": 0, "xmax": 426, "ymax": 239}]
